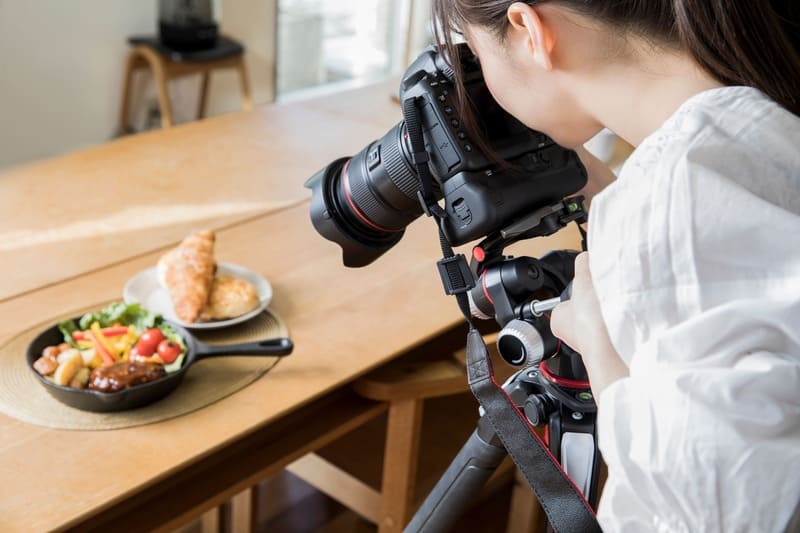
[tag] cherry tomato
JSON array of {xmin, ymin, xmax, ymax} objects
[
  {"xmin": 157, "ymin": 339, "xmax": 182, "ymax": 364},
  {"xmin": 133, "ymin": 328, "xmax": 164, "ymax": 357}
]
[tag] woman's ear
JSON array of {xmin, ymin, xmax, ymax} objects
[{"xmin": 507, "ymin": 2, "xmax": 555, "ymax": 71}]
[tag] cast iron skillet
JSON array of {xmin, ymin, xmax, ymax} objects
[{"xmin": 25, "ymin": 317, "xmax": 294, "ymax": 413}]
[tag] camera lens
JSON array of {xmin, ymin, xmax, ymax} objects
[
  {"xmin": 306, "ymin": 44, "xmax": 587, "ymax": 269},
  {"xmin": 306, "ymin": 121, "xmax": 434, "ymax": 267}
]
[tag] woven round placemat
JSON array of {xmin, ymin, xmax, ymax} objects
[{"xmin": 0, "ymin": 302, "xmax": 288, "ymax": 430}]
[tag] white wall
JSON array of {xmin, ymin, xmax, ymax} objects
[
  {"xmin": 216, "ymin": 0, "xmax": 276, "ymax": 111},
  {"xmin": 0, "ymin": 0, "xmax": 275, "ymax": 171},
  {"xmin": 0, "ymin": 1, "xmax": 155, "ymax": 169}
]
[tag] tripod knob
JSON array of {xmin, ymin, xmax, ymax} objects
[
  {"xmin": 496, "ymin": 318, "xmax": 558, "ymax": 367},
  {"xmin": 467, "ymin": 290, "xmax": 492, "ymax": 320},
  {"xmin": 524, "ymin": 394, "xmax": 557, "ymax": 426}
]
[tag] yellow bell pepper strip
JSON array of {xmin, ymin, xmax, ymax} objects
[
  {"xmin": 89, "ymin": 323, "xmax": 116, "ymax": 365},
  {"xmin": 118, "ymin": 327, "xmax": 138, "ymax": 361},
  {"xmin": 88, "ymin": 331, "xmax": 115, "ymax": 366}
]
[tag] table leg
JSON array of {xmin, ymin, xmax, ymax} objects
[
  {"xmin": 130, "ymin": 46, "xmax": 174, "ymax": 128},
  {"xmin": 198, "ymin": 71, "xmax": 210, "ymax": 120},
  {"xmin": 117, "ymin": 52, "xmax": 138, "ymax": 136},
  {"xmin": 379, "ymin": 398, "xmax": 424, "ymax": 533},
  {"xmin": 200, "ymin": 507, "xmax": 221, "ymax": 533},
  {"xmin": 237, "ymin": 58, "xmax": 254, "ymax": 112},
  {"xmin": 228, "ymin": 485, "xmax": 259, "ymax": 533}
]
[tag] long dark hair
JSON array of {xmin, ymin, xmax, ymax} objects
[{"xmin": 432, "ymin": 0, "xmax": 800, "ymax": 119}]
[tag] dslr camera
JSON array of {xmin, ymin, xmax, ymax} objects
[{"xmin": 305, "ymin": 44, "xmax": 587, "ymax": 267}]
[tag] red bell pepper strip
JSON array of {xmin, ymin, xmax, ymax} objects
[
  {"xmin": 88, "ymin": 330, "xmax": 116, "ymax": 365},
  {"xmin": 72, "ymin": 326, "xmax": 129, "ymax": 341}
]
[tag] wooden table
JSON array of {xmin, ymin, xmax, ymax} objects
[
  {"xmin": 0, "ymin": 81, "xmax": 582, "ymax": 532},
  {"xmin": 0, "ymin": 80, "xmax": 401, "ymax": 301}
]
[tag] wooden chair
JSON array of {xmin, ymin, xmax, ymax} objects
[{"xmin": 118, "ymin": 36, "xmax": 253, "ymax": 134}]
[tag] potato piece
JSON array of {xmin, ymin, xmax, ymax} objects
[
  {"xmin": 33, "ymin": 356, "xmax": 58, "ymax": 376},
  {"xmin": 53, "ymin": 351, "xmax": 83, "ymax": 386},
  {"xmin": 80, "ymin": 348, "xmax": 101, "ymax": 368},
  {"xmin": 57, "ymin": 348, "xmax": 80, "ymax": 364},
  {"xmin": 42, "ymin": 346, "xmax": 61, "ymax": 359},
  {"xmin": 69, "ymin": 367, "xmax": 91, "ymax": 389}
]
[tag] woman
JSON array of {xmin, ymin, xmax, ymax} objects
[{"xmin": 432, "ymin": 0, "xmax": 800, "ymax": 530}]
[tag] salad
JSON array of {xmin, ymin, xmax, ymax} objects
[{"xmin": 33, "ymin": 302, "xmax": 187, "ymax": 391}]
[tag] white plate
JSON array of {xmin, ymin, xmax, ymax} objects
[{"xmin": 123, "ymin": 262, "xmax": 272, "ymax": 330}]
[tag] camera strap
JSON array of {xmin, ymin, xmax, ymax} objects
[{"xmin": 402, "ymin": 96, "xmax": 601, "ymax": 533}]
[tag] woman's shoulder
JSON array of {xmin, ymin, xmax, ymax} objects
[
  {"xmin": 588, "ymin": 88, "xmax": 800, "ymax": 357},
  {"xmin": 626, "ymin": 86, "xmax": 800, "ymax": 213}
]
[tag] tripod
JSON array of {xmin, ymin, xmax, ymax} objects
[
  {"xmin": 405, "ymin": 198, "xmax": 602, "ymax": 533},
  {"xmin": 405, "ymin": 353, "xmax": 600, "ymax": 532}
]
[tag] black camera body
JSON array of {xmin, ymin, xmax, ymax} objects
[{"xmin": 306, "ymin": 44, "xmax": 587, "ymax": 267}]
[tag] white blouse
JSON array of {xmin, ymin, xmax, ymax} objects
[{"xmin": 588, "ymin": 86, "xmax": 800, "ymax": 532}]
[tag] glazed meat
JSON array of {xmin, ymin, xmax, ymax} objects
[{"xmin": 88, "ymin": 361, "xmax": 167, "ymax": 393}]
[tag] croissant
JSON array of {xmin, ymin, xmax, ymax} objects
[{"xmin": 157, "ymin": 230, "xmax": 216, "ymax": 323}]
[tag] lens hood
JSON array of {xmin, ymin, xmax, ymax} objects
[{"xmin": 305, "ymin": 158, "xmax": 404, "ymax": 267}]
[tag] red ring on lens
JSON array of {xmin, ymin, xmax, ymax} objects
[{"xmin": 341, "ymin": 160, "xmax": 402, "ymax": 234}]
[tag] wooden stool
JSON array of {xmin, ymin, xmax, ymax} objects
[{"xmin": 118, "ymin": 36, "xmax": 253, "ymax": 134}]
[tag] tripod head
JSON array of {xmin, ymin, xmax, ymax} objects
[
  {"xmin": 463, "ymin": 195, "xmax": 603, "ymax": 511},
  {"xmin": 404, "ymin": 189, "xmax": 604, "ymax": 533},
  {"xmin": 466, "ymin": 196, "xmax": 589, "ymax": 375}
]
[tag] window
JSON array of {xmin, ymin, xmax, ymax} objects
[{"xmin": 276, "ymin": 0, "xmax": 421, "ymax": 99}]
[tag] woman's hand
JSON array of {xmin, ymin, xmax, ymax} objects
[{"xmin": 550, "ymin": 252, "xmax": 629, "ymax": 401}]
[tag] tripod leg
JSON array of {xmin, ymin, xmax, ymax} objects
[{"xmin": 404, "ymin": 421, "xmax": 505, "ymax": 533}]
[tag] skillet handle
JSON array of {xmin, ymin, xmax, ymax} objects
[{"xmin": 194, "ymin": 338, "xmax": 294, "ymax": 359}]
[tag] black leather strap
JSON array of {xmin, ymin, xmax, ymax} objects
[{"xmin": 466, "ymin": 330, "xmax": 600, "ymax": 533}]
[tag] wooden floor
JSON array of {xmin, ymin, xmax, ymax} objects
[{"xmin": 182, "ymin": 391, "xmax": 523, "ymax": 533}]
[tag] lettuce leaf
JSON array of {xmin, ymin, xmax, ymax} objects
[
  {"xmin": 58, "ymin": 319, "xmax": 79, "ymax": 348},
  {"xmin": 78, "ymin": 302, "xmax": 159, "ymax": 332}
]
